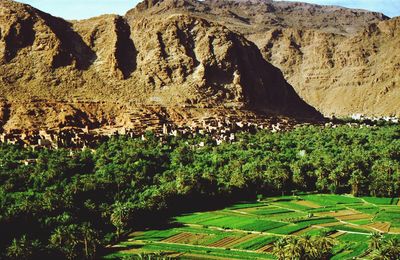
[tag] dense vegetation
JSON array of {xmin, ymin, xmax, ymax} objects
[{"xmin": 0, "ymin": 125, "xmax": 399, "ymax": 259}]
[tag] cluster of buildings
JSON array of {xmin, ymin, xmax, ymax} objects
[
  {"xmin": 350, "ymin": 114, "xmax": 399, "ymax": 123},
  {"xmin": 0, "ymin": 115, "xmax": 297, "ymax": 150},
  {"xmin": 0, "ymin": 128, "xmax": 108, "ymax": 150},
  {"xmin": 3, "ymin": 110, "xmax": 397, "ymax": 150}
]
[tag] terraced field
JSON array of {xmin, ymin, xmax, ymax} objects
[{"xmin": 104, "ymin": 194, "xmax": 400, "ymax": 259}]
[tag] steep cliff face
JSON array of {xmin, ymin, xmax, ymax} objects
[
  {"xmin": 73, "ymin": 15, "xmax": 137, "ymax": 80},
  {"xmin": 0, "ymin": 0, "xmax": 93, "ymax": 98},
  {"xmin": 0, "ymin": 0, "xmax": 321, "ymax": 131},
  {"xmin": 0, "ymin": 0, "xmax": 141, "ymax": 100},
  {"xmin": 128, "ymin": 14, "xmax": 317, "ymax": 116},
  {"xmin": 126, "ymin": 0, "xmax": 399, "ymax": 117},
  {"xmin": 261, "ymin": 18, "xmax": 400, "ymax": 116}
]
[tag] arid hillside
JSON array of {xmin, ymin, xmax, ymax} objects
[
  {"xmin": 127, "ymin": 0, "xmax": 399, "ymax": 116},
  {"xmin": 261, "ymin": 19, "xmax": 400, "ymax": 116},
  {"xmin": 0, "ymin": 0, "xmax": 321, "ymax": 132},
  {"xmin": 127, "ymin": 0, "xmax": 388, "ymax": 37},
  {"xmin": 1, "ymin": 0, "xmax": 398, "ymax": 134}
]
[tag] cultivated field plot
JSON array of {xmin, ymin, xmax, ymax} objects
[{"xmin": 105, "ymin": 194, "xmax": 400, "ymax": 259}]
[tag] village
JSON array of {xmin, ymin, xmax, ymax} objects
[
  {"xmin": 1, "ymin": 110, "xmax": 398, "ymax": 150},
  {"xmin": 0, "ymin": 115, "xmax": 296, "ymax": 150}
]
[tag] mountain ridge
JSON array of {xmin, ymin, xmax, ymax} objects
[
  {"xmin": 0, "ymin": 0, "xmax": 322, "ymax": 133},
  {"xmin": 126, "ymin": 0, "xmax": 399, "ymax": 116}
]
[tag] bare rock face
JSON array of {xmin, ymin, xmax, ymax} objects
[
  {"xmin": 0, "ymin": 100, "xmax": 9, "ymax": 127},
  {"xmin": 261, "ymin": 19, "xmax": 400, "ymax": 116},
  {"xmin": 0, "ymin": 0, "xmax": 143, "ymax": 101},
  {"xmin": 126, "ymin": 0, "xmax": 399, "ymax": 117},
  {"xmin": 73, "ymin": 15, "xmax": 137, "ymax": 80},
  {"xmin": 0, "ymin": 0, "xmax": 92, "ymax": 97},
  {"xmin": 1, "ymin": 0, "xmax": 397, "ymax": 123},
  {"xmin": 126, "ymin": 0, "xmax": 388, "ymax": 37},
  {"xmin": 0, "ymin": 0, "xmax": 321, "ymax": 132},
  {"xmin": 128, "ymin": 14, "xmax": 317, "ymax": 116},
  {"xmin": 1, "ymin": 100, "xmax": 130, "ymax": 131}
]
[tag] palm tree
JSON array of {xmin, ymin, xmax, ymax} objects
[
  {"xmin": 371, "ymin": 249, "xmax": 386, "ymax": 260},
  {"xmin": 284, "ymin": 237, "xmax": 304, "ymax": 260},
  {"xmin": 349, "ymin": 169, "xmax": 364, "ymax": 196},
  {"xmin": 6, "ymin": 236, "xmax": 33, "ymax": 260},
  {"xmin": 272, "ymin": 238, "xmax": 287, "ymax": 260},
  {"xmin": 369, "ymin": 231, "xmax": 383, "ymax": 251},
  {"xmin": 314, "ymin": 236, "xmax": 335, "ymax": 259},
  {"xmin": 49, "ymin": 227, "xmax": 64, "ymax": 248},
  {"xmin": 383, "ymin": 238, "xmax": 400, "ymax": 259},
  {"xmin": 80, "ymin": 223, "xmax": 99, "ymax": 259},
  {"xmin": 301, "ymin": 235, "xmax": 316, "ymax": 259},
  {"xmin": 111, "ymin": 201, "xmax": 132, "ymax": 239},
  {"xmin": 371, "ymin": 238, "xmax": 400, "ymax": 260},
  {"xmin": 328, "ymin": 170, "xmax": 341, "ymax": 194},
  {"xmin": 49, "ymin": 225, "xmax": 79, "ymax": 259}
]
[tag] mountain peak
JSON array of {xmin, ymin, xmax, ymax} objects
[{"xmin": 0, "ymin": 0, "xmax": 322, "ymax": 134}]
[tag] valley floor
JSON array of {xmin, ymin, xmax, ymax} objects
[{"xmin": 104, "ymin": 194, "xmax": 400, "ymax": 259}]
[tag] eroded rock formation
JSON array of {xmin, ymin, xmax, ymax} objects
[
  {"xmin": 126, "ymin": 0, "xmax": 399, "ymax": 116},
  {"xmin": 0, "ymin": 0, "xmax": 321, "ymax": 133}
]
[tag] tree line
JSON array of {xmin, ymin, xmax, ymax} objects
[{"xmin": 0, "ymin": 125, "xmax": 399, "ymax": 259}]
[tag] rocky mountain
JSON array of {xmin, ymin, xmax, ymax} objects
[
  {"xmin": 262, "ymin": 19, "xmax": 400, "ymax": 116},
  {"xmin": 1, "ymin": 0, "xmax": 398, "ymax": 135},
  {"xmin": 0, "ymin": 0, "xmax": 321, "ymax": 132},
  {"xmin": 127, "ymin": 0, "xmax": 399, "ymax": 116},
  {"xmin": 128, "ymin": 0, "xmax": 388, "ymax": 37}
]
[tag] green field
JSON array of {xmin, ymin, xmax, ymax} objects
[{"xmin": 105, "ymin": 194, "xmax": 400, "ymax": 259}]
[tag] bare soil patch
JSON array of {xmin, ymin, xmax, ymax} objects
[
  {"xmin": 257, "ymin": 244, "xmax": 274, "ymax": 252},
  {"xmin": 208, "ymin": 237, "xmax": 240, "ymax": 248},
  {"xmin": 365, "ymin": 222, "xmax": 391, "ymax": 233},
  {"xmin": 163, "ymin": 232, "xmax": 193, "ymax": 243},
  {"xmin": 294, "ymin": 200, "xmax": 320, "ymax": 208},
  {"xmin": 322, "ymin": 209, "xmax": 358, "ymax": 217},
  {"xmin": 338, "ymin": 213, "xmax": 371, "ymax": 221}
]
